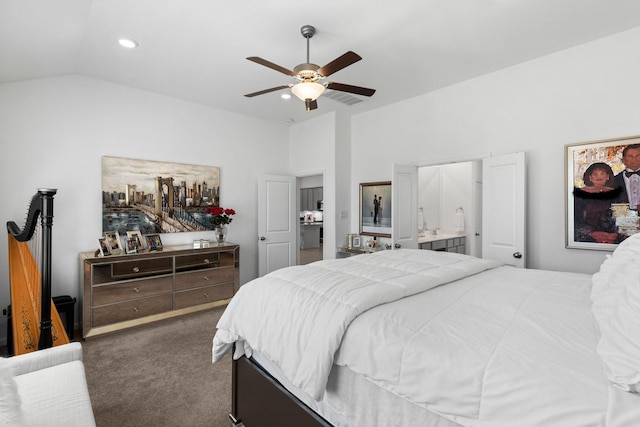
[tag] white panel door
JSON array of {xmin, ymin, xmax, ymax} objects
[
  {"xmin": 482, "ymin": 152, "xmax": 526, "ymax": 267},
  {"xmin": 392, "ymin": 164, "xmax": 418, "ymax": 249},
  {"xmin": 258, "ymin": 174, "xmax": 296, "ymax": 276}
]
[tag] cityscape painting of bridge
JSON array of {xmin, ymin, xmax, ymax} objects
[{"xmin": 101, "ymin": 156, "xmax": 220, "ymax": 235}]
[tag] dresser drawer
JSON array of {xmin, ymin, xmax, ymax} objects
[
  {"xmin": 175, "ymin": 252, "xmax": 219, "ymax": 270},
  {"xmin": 92, "ymin": 275, "xmax": 173, "ymax": 306},
  {"xmin": 110, "ymin": 257, "xmax": 173, "ymax": 278},
  {"xmin": 92, "ymin": 294, "xmax": 173, "ymax": 327},
  {"xmin": 175, "ymin": 266, "xmax": 234, "ymax": 291},
  {"xmin": 174, "ymin": 283, "xmax": 234, "ymax": 310}
]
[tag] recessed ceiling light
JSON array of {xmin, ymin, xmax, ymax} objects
[
  {"xmin": 281, "ymin": 93, "xmax": 291, "ymax": 100},
  {"xmin": 118, "ymin": 38, "xmax": 138, "ymax": 49}
]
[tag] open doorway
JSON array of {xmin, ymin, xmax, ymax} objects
[
  {"xmin": 298, "ymin": 175, "xmax": 324, "ymax": 265},
  {"xmin": 418, "ymin": 161, "xmax": 482, "ymax": 257}
]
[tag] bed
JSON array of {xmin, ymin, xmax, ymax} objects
[{"xmin": 212, "ymin": 239, "xmax": 640, "ymax": 426}]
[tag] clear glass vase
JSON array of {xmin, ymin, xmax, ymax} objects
[{"xmin": 214, "ymin": 225, "xmax": 227, "ymax": 245}]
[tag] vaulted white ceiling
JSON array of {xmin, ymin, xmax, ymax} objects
[{"xmin": 2, "ymin": 0, "xmax": 640, "ymax": 125}]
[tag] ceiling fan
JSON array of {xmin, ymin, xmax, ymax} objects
[{"xmin": 244, "ymin": 25, "xmax": 376, "ymax": 112}]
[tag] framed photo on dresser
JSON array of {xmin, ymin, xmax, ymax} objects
[
  {"xmin": 104, "ymin": 231, "xmax": 123, "ymax": 255},
  {"xmin": 126, "ymin": 230, "xmax": 145, "ymax": 252},
  {"xmin": 125, "ymin": 237, "xmax": 138, "ymax": 254},
  {"xmin": 145, "ymin": 234, "xmax": 163, "ymax": 251},
  {"xmin": 97, "ymin": 237, "xmax": 111, "ymax": 256}
]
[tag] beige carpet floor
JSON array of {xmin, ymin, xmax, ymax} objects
[{"xmin": 82, "ymin": 308, "xmax": 231, "ymax": 427}]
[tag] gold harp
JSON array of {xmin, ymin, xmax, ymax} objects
[{"xmin": 7, "ymin": 188, "xmax": 69, "ymax": 354}]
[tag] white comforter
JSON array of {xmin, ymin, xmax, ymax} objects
[
  {"xmin": 331, "ymin": 264, "xmax": 611, "ymax": 427},
  {"xmin": 212, "ymin": 250, "xmax": 501, "ymax": 400}
]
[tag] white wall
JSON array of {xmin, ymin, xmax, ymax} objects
[
  {"xmin": 352, "ymin": 27, "xmax": 640, "ymax": 273},
  {"xmin": 299, "ymin": 175, "xmax": 323, "ymax": 189},
  {"xmin": 0, "ymin": 75, "xmax": 289, "ymax": 343},
  {"xmin": 418, "ymin": 166, "xmax": 440, "ymax": 230},
  {"xmin": 438, "ymin": 163, "xmax": 472, "ymax": 235}
]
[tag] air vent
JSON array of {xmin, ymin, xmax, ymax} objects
[{"xmin": 324, "ymin": 89, "xmax": 364, "ymax": 106}]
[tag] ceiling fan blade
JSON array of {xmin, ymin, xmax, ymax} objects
[
  {"xmin": 326, "ymin": 82, "xmax": 376, "ymax": 97},
  {"xmin": 305, "ymin": 99, "xmax": 318, "ymax": 112},
  {"xmin": 247, "ymin": 57, "xmax": 296, "ymax": 77},
  {"xmin": 319, "ymin": 51, "xmax": 362, "ymax": 77},
  {"xmin": 244, "ymin": 85, "xmax": 291, "ymax": 97}
]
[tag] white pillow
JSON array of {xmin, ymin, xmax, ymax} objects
[
  {"xmin": 592, "ymin": 232, "xmax": 640, "ymax": 331},
  {"xmin": 611, "ymin": 232, "xmax": 640, "ymax": 262},
  {"xmin": 596, "ymin": 274, "xmax": 640, "ymax": 392},
  {"xmin": 591, "ymin": 255, "xmax": 640, "ymax": 333},
  {"xmin": 0, "ymin": 357, "xmax": 24, "ymax": 425}
]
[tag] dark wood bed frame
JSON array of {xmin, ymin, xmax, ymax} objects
[{"xmin": 230, "ymin": 355, "xmax": 333, "ymax": 427}]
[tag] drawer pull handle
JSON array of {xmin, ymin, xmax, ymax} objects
[
  {"xmin": 133, "ymin": 307, "xmax": 139, "ymax": 312},
  {"xmin": 203, "ymin": 293, "xmax": 209, "ymax": 298},
  {"xmin": 132, "ymin": 266, "xmax": 140, "ymax": 273},
  {"xmin": 132, "ymin": 287, "xmax": 140, "ymax": 293},
  {"xmin": 204, "ymin": 258, "xmax": 210, "ymax": 264},
  {"xmin": 203, "ymin": 276, "xmax": 210, "ymax": 281}
]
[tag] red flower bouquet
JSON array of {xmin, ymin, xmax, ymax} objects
[{"xmin": 205, "ymin": 207, "xmax": 236, "ymax": 227}]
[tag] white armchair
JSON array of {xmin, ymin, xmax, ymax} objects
[{"xmin": 1, "ymin": 342, "xmax": 96, "ymax": 426}]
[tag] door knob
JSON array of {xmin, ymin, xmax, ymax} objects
[
  {"xmin": 513, "ymin": 252, "xmax": 522, "ymax": 259},
  {"xmin": 259, "ymin": 236, "xmax": 266, "ymax": 241}
]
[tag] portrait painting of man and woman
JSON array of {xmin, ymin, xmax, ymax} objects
[{"xmin": 566, "ymin": 135, "xmax": 640, "ymax": 250}]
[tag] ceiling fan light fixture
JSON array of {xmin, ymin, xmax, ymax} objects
[{"xmin": 291, "ymin": 82, "xmax": 325, "ymax": 102}]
